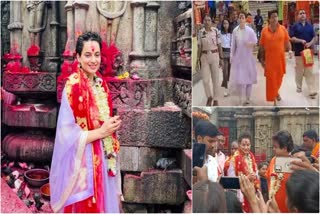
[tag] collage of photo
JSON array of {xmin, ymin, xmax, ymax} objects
[{"xmin": 0, "ymin": 0, "xmax": 319, "ymax": 213}]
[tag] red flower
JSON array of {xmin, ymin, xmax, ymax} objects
[
  {"xmin": 20, "ymin": 66, "xmax": 30, "ymax": 73},
  {"xmin": 5, "ymin": 61, "xmax": 21, "ymax": 72},
  {"xmin": 27, "ymin": 45, "xmax": 41, "ymax": 56},
  {"xmin": 100, "ymin": 41, "xmax": 120, "ymax": 77}
]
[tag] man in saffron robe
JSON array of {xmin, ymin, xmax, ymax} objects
[
  {"xmin": 259, "ymin": 10, "xmax": 293, "ymax": 105},
  {"xmin": 303, "ymin": 130, "xmax": 319, "ymax": 160},
  {"xmin": 266, "ymin": 130, "xmax": 294, "ymax": 213}
]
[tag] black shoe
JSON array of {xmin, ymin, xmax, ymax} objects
[{"xmin": 206, "ymin": 97, "xmax": 213, "ymax": 106}]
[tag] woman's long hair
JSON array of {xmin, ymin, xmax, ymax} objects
[{"xmin": 221, "ymin": 19, "xmax": 232, "ymax": 34}]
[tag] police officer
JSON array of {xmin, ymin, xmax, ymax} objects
[{"xmin": 197, "ymin": 15, "xmax": 223, "ymax": 106}]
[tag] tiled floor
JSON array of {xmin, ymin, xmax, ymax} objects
[{"xmin": 193, "ymin": 55, "xmax": 319, "ymax": 107}]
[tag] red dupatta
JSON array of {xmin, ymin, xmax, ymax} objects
[
  {"xmin": 232, "ymin": 149, "xmax": 260, "ymax": 213},
  {"xmin": 65, "ymin": 68, "xmax": 120, "ymax": 176}
]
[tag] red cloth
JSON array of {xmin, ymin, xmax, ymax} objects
[
  {"xmin": 62, "ymin": 69, "xmax": 119, "ymax": 212},
  {"xmin": 266, "ymin": 157, "xmax": 290, "ymax": 213},
  {"xmin": 233, "ymin": 150, "xmax": 260, "ymax": 212}
]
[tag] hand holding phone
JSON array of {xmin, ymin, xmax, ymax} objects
[
  {"xmin": 219, "ymin": 176, "xmax": 240, "ymax": 189},
  {"xmin": 193, "ymin": 143, "xmax": 206, "ymax": 168},
  {"xmin": 275, "ymin": 157, "xmax": 302, "ymax": 173}
]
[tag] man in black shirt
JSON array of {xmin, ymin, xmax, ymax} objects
[
  {"xmin": 230, "ymin": 10, "xmax": 239, "ymax": 32},
  {"xmin": 254, "ymin": 9, "xmax": 263, "ymax": 41}
]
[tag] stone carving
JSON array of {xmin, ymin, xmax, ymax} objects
[
  {"xmin": 173, "ymin": 79, "xmax": 191, "ymax": 117},
  {"xmin": 8, "ymin": 1, "xmax": 23, "ymax": 55},
  {"xmin": 3, "ymin": 72, "xmax": 56, "ymax": 93},
  {"xmin": 106, "ymin": 79, "xmax": 150, "ymax": 109},
  {"xmin": 97, "ymin": 1, "xmax": 127, "ymax": 19},
  {"xmin": 129, "ymin": 1, "xmax": 161, "ymax": 79},
  {"xmin": 97, "ymin": 1, "xmax": 127, "ymax": 44},
  {"xmin": 1, "ymin": 1, "xmax": 10, "ymax": 56},
  {"xmin": 27, "ymin": 1, "xmax": 48, "ymax": 47},
  {"xmin": 171, "ymin": 8, "xmax": 192, "ymax": 72},
  {"xmin": 255, "ymin": 124, "xmax": 272, "ymax": 147}
]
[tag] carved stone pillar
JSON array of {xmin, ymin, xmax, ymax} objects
[
  {"xmin": 97, "ymin": 1, "xmax": 127, "ymax": 44},
  {"xmin": 144, "ymin": 2, "xmax": 160, "ymax": 52},
  {"xmin": 130, "ymin": 1, "xmax": 161, "ymax": 79},
  {"xmin": 73, "ymin": 0, "xmax": 89, "ymax": 44},
  {"xmin": 64, "ymin": 0, "xmax": 75, "ymax": 53},
  {"xmin": 234, "ymin": 108, "xmax": 254, "ymax": 138},
  {"xmin": 278, "ymin": 108, "xmax": 319, "ymax": 146},
  {"xmin": 8, "ymin": 1, "xmax": 23, "ymax": 54},
  {"xmin": 1, "ymin": 1, "xmax": 11, "ymax": 56},
  {"xmin": 130, "ymin": 1, "xmax": 146, "ymax": 55},
  {"xmin": 47, "ymin": 1, "xmax": 60, "ymax": 73},
  {"xmin": 253, "ymin": 108, "xmax": 277, "ymax": 163}
]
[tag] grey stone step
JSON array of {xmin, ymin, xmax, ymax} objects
[
  {"xmin": 117, "ymin": 107, "xmax": 191, "ymax": 149},
  {"xmin": 123, "ymin": 169, "xmax": 186, "ymax": 205}
]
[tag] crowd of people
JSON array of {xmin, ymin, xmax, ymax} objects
[
  {"xmin": 192, "ymin": 111, "xmax": 319, "ymax": 213},
  {"xmin": 195, "ymin": 6, "xmax": 318, "ymax": 106}
]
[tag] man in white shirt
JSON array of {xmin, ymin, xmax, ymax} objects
[
  {"xmin": 194, "ymin": 120, "xmax": 221, "ymax": 182},
  {"xmin": 217, "ymin": 134, "xmax": 226, "ymax": 176}
]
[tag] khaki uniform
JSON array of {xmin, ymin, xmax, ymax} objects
[
  {"xmin": 198, "ymin": 27, "xmax": 221, "ymax": 101},
  {"xmin": 295, "ymin": 56, "xmax": 316, "ymax": 94}
]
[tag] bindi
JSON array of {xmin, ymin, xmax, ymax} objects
[{"xmin": 91, "ymin": 45, "xmax": 95, "ymax": 53}]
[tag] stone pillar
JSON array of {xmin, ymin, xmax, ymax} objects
[
  {"xmin": 217, "ymin": 108, "xmax": 237, "ymax": 154},
  {"xmin": 47, "ymin": 1, "xmax": 60, "ymax": 73},
  {"xmin": 130, "ymin": 1, "xmax": 161, "ymax": 79},
  {"xmin": 73, "ymin": 0, "xmax": 89, "ymax": 43},
  {"xmin": 130, "ymin": 1, "xmax": 146, "ymax": 55},
  {"xmin": 97, "ymin": 1, "xmax": 128, "ymax": 44},
  {"xmin": 252, "ymin": 108, "xmax": 277, "ymax": 163},
  {"xmin": 235, "ymin": 108, "xmax": 254, "ymax": 138},
  {"xmin": 144, "ymin": 2, "xmax": 160, "ymax": 52},
  {"xmin": 144, "ymin": 1, "xmax": 161, "ymax": 78},
  {"xmin": 64, "ymin": 0, "xmax": 75, "ymax": 53},
  {"xmin": 1, "ymin": 1, "xmax": 11, "ymax": 56},
  {"xmin": 8, "ymin": 1, "xmax": 23, "ymax": 54},
  {"xmin": 278, "ymin": 108, "xmax": 319, "ymax": 146}
]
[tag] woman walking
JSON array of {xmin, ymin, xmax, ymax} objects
[
  {"xmin": 220, "ymin": 19, "xmax": 232, "ymax": 97},
  {"xmin": 230, "ymin": 11, "xmax": 258, "ymax": 105}
]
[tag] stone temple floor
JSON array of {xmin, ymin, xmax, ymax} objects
[{"xmin": 193, "ymin": 55, "xmax": 319, "ymax": 107}]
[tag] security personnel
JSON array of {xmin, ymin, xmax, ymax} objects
[{"xmin": 197, "ymin": 15, "xmax": 223, "ymax": 106}]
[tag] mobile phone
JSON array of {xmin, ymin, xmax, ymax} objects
[
  {"xmin": 113, "ymin": 108, "xmax": 118, "ymax": 117},
  {"xmin": 193, "ymin": 143, "xmax": 206, "ymax": 168},
  {"xmin": 274, "ymin": 157, "xmax": 302, "ymax": 173},
  {"xmin": 219, "ymin": 177, "xmax": 240, "ymax": 189}
]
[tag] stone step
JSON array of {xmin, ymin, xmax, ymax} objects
[
  {"xmin": 57, "ymin": 77, "xmax": 191, "ymax": 117},
  {"xmin": 248, "ymin": 2, "xmax": 277, "ymax": 25},
  {"xmin": 179, "ymin": 149, "xmax": 191, "ymax": 187},
  {"xmin": 3, "ymin": 71, "xmax": 56, "ymax": 94},
  {"xmin": 1, "ymin": 178, "xmax": 32, "ymax": 213},
  {"xmin": 117, "ymin": 107, "xmax": 191, "ymax": 149},
  {"xmin": 123, "ymin": 169, "xmax": 186, "ymax": 205},
  {"xmin": 2, "ymin": 103, "xmax": 57, "ymax": 128},
  {"xmin": 122, "ymin": 203, "xmax": 148, "ymax": 213},
  {"xmin": 120, "ymin": 146, "xmax": 176, "ymax": 172}
]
